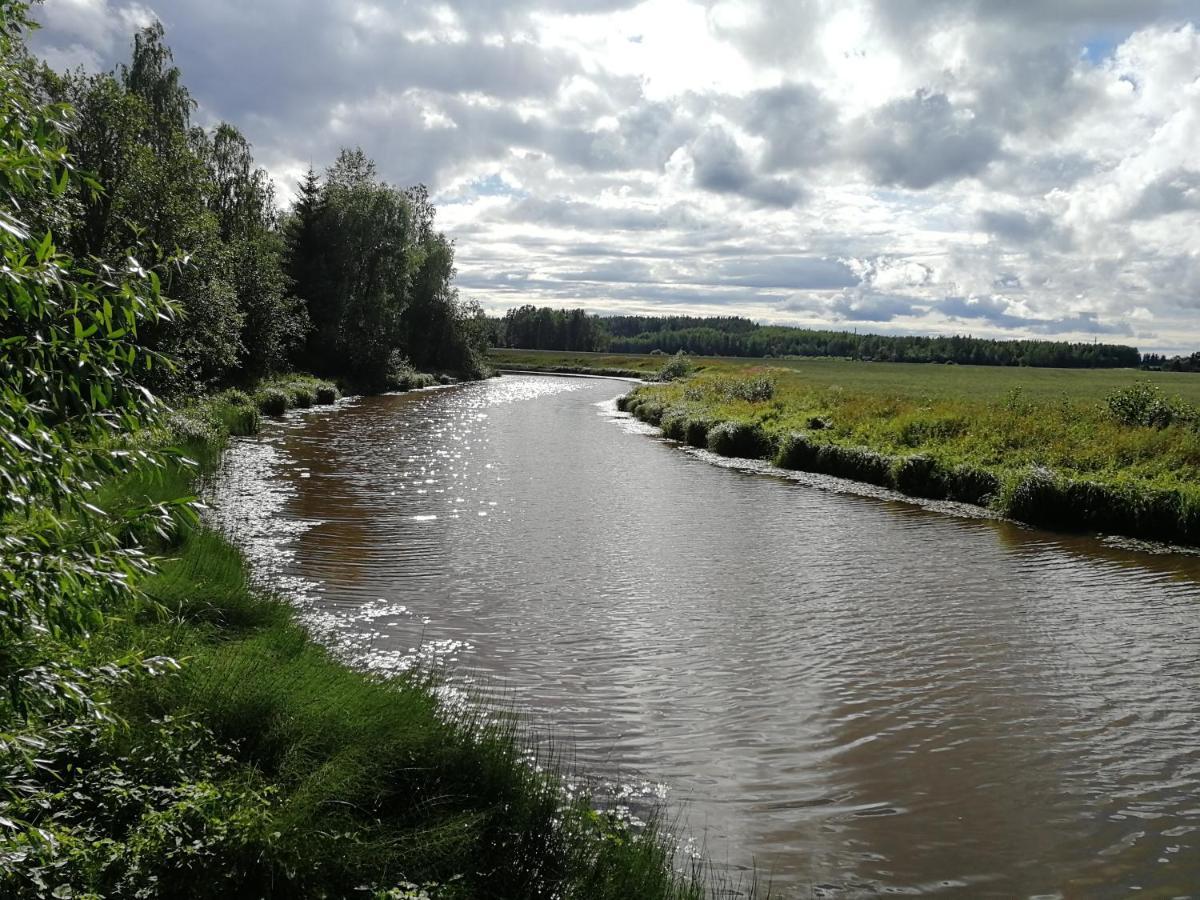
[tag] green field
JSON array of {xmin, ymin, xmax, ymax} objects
[
  {"xmin": 488, "ymin": 347, "xmax": 1200, "ymax": 404},
  {"xmin": 508, "ymin": 349, "xmax": 1200, "ymax": 545}
]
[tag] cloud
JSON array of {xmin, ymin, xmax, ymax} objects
[
  {"xmin": 687, "ymin": 127, "xmax": 807, "ymax": 208},
  {"xmin": 832, "ymin": 291, "xmax": 923, "ymax": 323},
  {"xmin": 25, "ymin": 0, "xmax": 1200, "ymax": 351},
  {"xmin": 976, "ymin": 209, "xmax": 1067, "ymax": 245},
  {"xmin": 853, "ymin": 90, "xmax": 1002, "ymax": 189},
  {"xmin": 742, "ymin": 83, "xmax": 835, "ymax": 171},
  {"xmin": 1127, "ymin": 169, "xmax": 1200, "ymax": 219},
  {"xmin": 938, "ymin": 296, "xmax": 1132, "ymax": 335}
]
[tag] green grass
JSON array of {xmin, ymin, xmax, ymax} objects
[
  {"xmin": 3, "ymin": 391, "xmax": 715, "ymax": 899},
  {"xmin": 489, "ymin": 348, "xmax": 1200, "ymax": 404},
  {"xmin": 251, "ymin": 373, "xmax": 342, "ymax": 415},
  {"xmin": 620, "ymin": 363, "xmax": 1200, "ymax": 546}
]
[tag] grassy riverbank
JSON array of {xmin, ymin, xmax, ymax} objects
[
  {"xmin": 617, "ymin": 362, "xmax": 1200, "ymax": 546},
  {"xmin": 2, "ymin": 391, "xmax": 703, "ymax": 899}
]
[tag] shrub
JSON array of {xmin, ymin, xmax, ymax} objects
[
  {"xmin": 286, "ymin": 384, "xmax": 314, "ymax": 408},
  {"xmin": 1006, "ymin": 466, "xmax": 1070, "ymax": 528},
  {"xmin": 654, "ymin": 351, "xmax": 694, "ymax": 382},
  {"xmin": 314, "ymin": 385, "xmax": 339, "ymax": 405},
  {"xmin": 659, "ymin": 409, "xmax": 688, "ymax": 441},
  {"xmin": 705, "ymin": 421, "xmax": 771, "ymax": 458},
  {"xmin": 691, "ymin": 375, "xmax": 776, "ymax": 403},
  {"xmin": 637, "ymin": 402, "xmax": 665, "ymax": 425},
  {"xmin": 212, "ymin": 391, "xmax": 260, "ymax": 437},
  {"xmin": 1104, "ymin": 381, "xmax": 1191, "ymax": 429}
]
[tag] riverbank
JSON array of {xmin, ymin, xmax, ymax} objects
[
  {"xmin": 620, "ymin": 366, "xmax": 1200, "ymax": 547},
  {"xmin": 1, "ymin": 386, "xmax": 702, "ymax": 899}
]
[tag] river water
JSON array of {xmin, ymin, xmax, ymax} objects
[{"xmin": 209, "ymin": 374, "xmax": 1200, "ymax": 898}]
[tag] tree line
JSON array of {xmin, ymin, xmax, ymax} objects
[
  {"xmin": 493, "ymin": 307, "xmax": 1146, "ymax": 369},
  {"xmin": 38, "ymin": 21, "xmax": 485, "ymax": 394},
  {"xmin": 1142, "ymin": 352, "xmax": 1200, "ymax": 372}
]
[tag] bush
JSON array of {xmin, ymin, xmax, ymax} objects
[
  {"xmin": 1105, "ymin": 381, "xmax": 1191, "ymax": 429},
  {"xmin": 1006, "ymin": 466, "xmax": 1070, "ymax": 528},
  {"xmin": 705, "ymin": 421, "xmax": 772, "ymax": 459},
  {"xmin": 314, "ymin": 385, "xmax": 339, "ymax": 405},
  {"xmin": 285, "ymin": 384, "xmax": 314, "ymax": 408},
  {"xmin": 654, "ymin": 351, "xmax": 694, "ymax": 382},
  {"xmin": 659, "ymin": 408, "xmax": 688, "ymax": 441},
  {"xmin": 635, "ymin": 402, "xmax": 665, "ymax": 425}
]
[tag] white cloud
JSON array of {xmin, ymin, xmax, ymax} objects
[{"xmin": 27, "ymin": 0, "xmax": 1200, "ymax": 352}]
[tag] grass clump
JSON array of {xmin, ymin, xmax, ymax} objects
[
  {"xmin": 252, "ymin": 375, "xmax": 341, "ymax": 417},
  {"xmin": 706, "ymin": 421, "xmax": 772, "ymax": 459}
]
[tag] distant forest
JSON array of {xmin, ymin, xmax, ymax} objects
[{"xmin": 492, "ymin": 306, "xmax": 1162, "ymax": 369}]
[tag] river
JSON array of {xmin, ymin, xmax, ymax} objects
[{"xmin": 208, "ymin": 374, "xmax": 1200, "ymax": 897}]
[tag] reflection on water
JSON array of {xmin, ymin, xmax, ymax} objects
[{"xmin": 209, "ymin": 375, "xmax": 1200, "ymax": 897}]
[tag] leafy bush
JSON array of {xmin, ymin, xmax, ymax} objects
[
  {"xmin": 654, "ymin": 350, "xmax": 694, "ymax": 382},
  {"xmin": 776, "ymin": 432, "xmax": 818, "ymax": 470},
  {"xmin": 1105, "ymin": 381, "xmax": 1191, "ymax": 429},
  {"xmin": 0, "ymin": 1, "xmax": 186, "ymax": 720}
]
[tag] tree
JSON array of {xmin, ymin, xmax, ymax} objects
[{"xmin": 0, "ymin": 1, "xmax": 182, "ymax": 723}]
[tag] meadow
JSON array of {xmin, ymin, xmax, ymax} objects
[
  {"xmin": 490, "ymin": 349, "xmax": 1200, "ymax": 546},
  {"xmin": 488, "ymin": 347, "xmax": 1200, "ymax": 404}
]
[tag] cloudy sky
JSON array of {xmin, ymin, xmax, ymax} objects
[{"xmin": 32, "ymin": 0, "xmax": 1200, "ymax": 352}]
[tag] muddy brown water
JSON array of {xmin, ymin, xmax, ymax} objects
[{"xmin": 209, "ymin": 374, "xmax": 1200, "ymax": 898}]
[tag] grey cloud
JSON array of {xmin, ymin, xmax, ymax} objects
[
  {"xmin": 500, "ymin": 197, "xmax": 703, "ymax": 232},
  {"xmin": 939, "ymin": 296, "xmax": 1133, "ymax": 335},
  {"xmin": 1128, "ymin": 169, "xmax": 1200, "ymax": 219},
  {"xmin": 854, "ymin": 91, "xmax": 1001, "ymax": 189},
  {"xmin": 977, "ymin": 209, "xmax": 1065, "ymax": 244},
  {"xmin": 742, "ymin": 83, "xmax": 835, "ymax": 171},
  {"xmin": 832, "ymin": 292, "xmax": 922, "ymax": 322},
  {"xmin": 689, "ymin": 128, "xmax": 807, "ymax": 208},
  {"xmin": 709, "ymin": 256, "xmax": 859, "ymax": 290}
]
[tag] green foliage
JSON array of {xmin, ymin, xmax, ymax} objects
[
  {"xmin": 624, "ymin": 357, "xmax": 1200, "ymax": 544},
  {"xmin": 253, "ymin": 386, "xmax": 288, "ymax": 416},
  {"xmin": 0, "ymin": 1, "xmax": 185, "ymax": 720},
  {"xmin": 705, "ymin": 421, "xmax": 772, "ymax": 459},
  {"xmin": 1104, "ymin": 380, "xmax": 1193, "ymax": 429},
  {"xmin": 285, "ymin": 153, "xmax": 486, "ymax": 388},
  {"xmin": 654, "ymin": 350, "xmax": 694, "ymax": 382}
]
